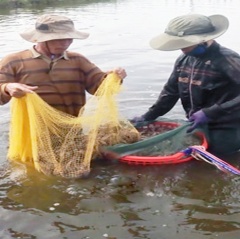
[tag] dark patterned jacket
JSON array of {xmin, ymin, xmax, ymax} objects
[{"xmin": 143, "ymin": 41, "xmax": 240, "ymax": 124}]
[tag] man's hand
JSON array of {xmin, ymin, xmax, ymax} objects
[
  {"xmin": 111, "ymin": 67, "xmax": 127, "ymax": 81},
  {"xmin": 187, "ymin": 110, "xmax": 209, "ymax": 133},
  {"xmin": 130, "ymin": 116, "xmax": 145, "ymax": 124},
  {"xmin": 5, "ymin": 83, "xmax": 38, "ymax": 98}
]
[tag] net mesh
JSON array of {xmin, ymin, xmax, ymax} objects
[
  {"xmin": 7, "ymin": 73, "xmax": 140, "ymax": 178},
  {"xmin": 116, "ymin": 121, "xmax": 208, "ymax": 165},
  {"xmin": 135, "ymin": 122, "xmax": 202, "ymax": 156}
]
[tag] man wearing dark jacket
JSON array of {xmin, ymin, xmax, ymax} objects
[{"xmin": 133, "ymin": 14, "xmax": 240, "ymax": 156}]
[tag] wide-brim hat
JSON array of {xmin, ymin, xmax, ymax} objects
[
  {"xmin": 20, "ymin": 14, "xmax": 89, "ymax": 43},
  {"xmin": 150, "ymin": 14, "xmax": 229, "ymax": 51}
]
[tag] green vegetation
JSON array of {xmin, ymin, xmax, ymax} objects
[
  {"xmin": 0, "ymin": 0, "xmax": 116, "ymax": 10},
  {"xmin": 0, "ymin": 0, "xmax": 51, "ymax": 8},
  {"xmin": 0, "ymin": 0, "xmax": 114, "ymax": 8}
]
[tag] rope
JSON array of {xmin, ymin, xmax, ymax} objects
[{"xmin": 183, "ymin": 145, "xmax": 240, "ymax": 175}]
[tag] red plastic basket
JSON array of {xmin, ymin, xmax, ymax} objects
[{"xmin": 119, "ymin": 121, "xmax": 208, "ymax": 165}]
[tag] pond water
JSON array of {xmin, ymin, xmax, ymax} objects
[{"xmin": 0, "ymin": 0, "xmax": 240, "ymax": 238}]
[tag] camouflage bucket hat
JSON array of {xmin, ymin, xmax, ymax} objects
[
  {"xmin": 20, "ymin": 14, "xmax": 89, "ymax": 43},
  {"xmin": 150, "ymin": 14, "xmax": 229, "ymax": 51}
]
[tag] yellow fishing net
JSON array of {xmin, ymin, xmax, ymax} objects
[{"xmin": 7, "ymin": 73, "xmax": 140, "ymax": 178}]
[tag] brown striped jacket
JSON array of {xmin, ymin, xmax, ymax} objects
[{"xmin": 0, "ymin": 47, "xmax": 106, "ymax": 116}]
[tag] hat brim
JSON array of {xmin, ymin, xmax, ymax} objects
[
  {"xmin": 149, "ymin": 15, "xmax": 229, "ymax": 51},
  {"xmin": 20, "ymin": 29, "xmax": 89, "ymax": 43}
]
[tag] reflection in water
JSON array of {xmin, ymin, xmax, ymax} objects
[
  {"xmin": 170, "ymin": 163, "xmax": 240, "ymax": 233},
  {"xmin": 1, "ymin": 158, "xmax": 240, "ymax": 238}
]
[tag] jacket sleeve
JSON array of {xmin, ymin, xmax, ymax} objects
[
  {"xmin": 77, "ymin": 54, "xmax": 107, "ymax": 95},
  {"xmin": 0, "ymin": 56, "xmax": 15, "ymax": 105},
  {"xmin": 203, "ymin": 54, "xmax": 240, "ymax": 120},
  {"xmin": 143, "ymin": 58, "xmax": 181, "ymax": 121}
]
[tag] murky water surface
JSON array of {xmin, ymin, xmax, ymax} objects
[{"xmin": 0, "ymin": 0, "xmax": 240, "ymax": 238}]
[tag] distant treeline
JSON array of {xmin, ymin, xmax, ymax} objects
[
  {"xmin": 0, "ymin": 0, "xmax": 113, "ymax": 8},
  {"xmin": 0, "ymin": 0, "xmax": 51, "ymax": 8}
]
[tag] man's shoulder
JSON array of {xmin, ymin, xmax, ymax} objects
[
  {"xmin": 65, "ymin": 51, "xmax": 91, "ymax": 62},
  {"xmin": 216, "ymin": 43, "xmax": 240, "ymax": 58},
  {"xmin": 1, "ymin": 49, "xmax": 31, "ymax": 62},
  {"xmin": 66, "ymin": 51, "xmax": 85, "ymax": 58}
]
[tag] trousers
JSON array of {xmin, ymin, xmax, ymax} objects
[{"xmin": 204, "ymin": 122, "xmax": 240, "ymax": 156}]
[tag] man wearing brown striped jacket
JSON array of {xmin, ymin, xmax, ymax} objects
[{"xmin": 0, "ymin": 14, "xmax": 126, "ymax": 116}]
